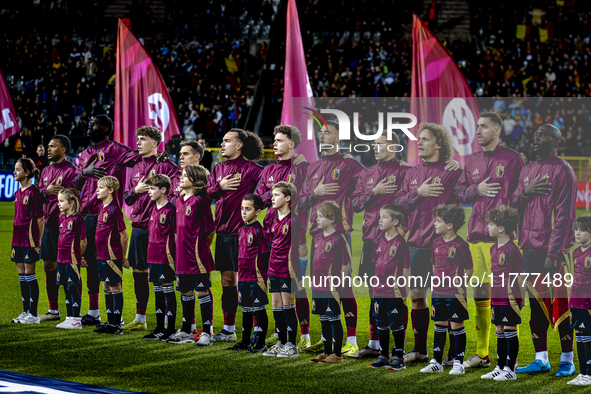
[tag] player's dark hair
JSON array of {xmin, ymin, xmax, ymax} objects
[
  {"xmin": 184, "ymin": 164, "xmax": 209, "ymax": 195},
  {"xmin": 325, "ymin": 119, "xmax": 339, "ymax": 133},
  {"xmin": 380, "ymin": 204, "xmax": 405, "ymax": 226},
  {"xmin": 51, "ymin": 134, "xmax": 71, "ymax": 154},
  {"xmin": 97, "ymin": 176, "xmax": 120, "ymax": 195},
  {"xmin": 93, "ymin": 115, "xmax": 113, "ymax": 136},
  {"xmin": 480, "ymin": 112, "xmax": 503, "ymax": 129},
  {"xmin": 17, "ymin": 158, "xmax": 40, "ymax": 184},
  {"xmin": 243, "ymin": 194, "xmax": 264, "ymax": 211},
  {"xmin": 486, "ymin": 205, "xmax": 520, "ymax": 235},
  {"xmin": 58, "ymin": 188, "xmax": 81, "ymax": 214},
  {"xmin": 136, "ymin": 125, "xmax": 162, "ymax": 144},
  {"xmin": 573, "ymin": 214, "xmax": 591, "ymax": 234},
  {"xmin": 317, "ymin": 201, "xmax": 342, "ymax": 226},
  {"xmin": 433, "ymin": 204, "xmax": 466, "ymax": 232},
  {"xmin": 378, "ymin": 130, "xmax": 400, "ymax": 146},
  {"xmin": 145, "ymin": 174, "xmax": 172, "ymax": 194},
  {"xmin": 180, "ymin": 140, "xmax": 204, "ymax": 160},
  {"xmin": 417, "ymin": 122, "xmax": 455, "ymax": 162},
  {"xmin": 230, "ymin": 128, "xmax": 265, "ymax": 161},
  {"xmin": 274, "ymin": 125, "xmax": 302, "ymax": 149},
  {"xmin": 272, "ymin": 181, "xmax": 297, "ymax": 207}
]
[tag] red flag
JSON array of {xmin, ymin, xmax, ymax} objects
[
  {"xmin": 409, "ymin": 15, "xmax": 480, "ymax": 166},
  {"xmin": 0, "ymin": 67, "xmax": 20, "ymax": 143},
  {"xmin": 281, "ymin": 0, "xmax": 318, "ymax": 162},
  {"xmin": 115, "ymin": 19, "xmax": 180, "ymax": 150}
]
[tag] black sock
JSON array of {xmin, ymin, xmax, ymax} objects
[
  {"xmin": 65, "ymin": 289, "xmax": 73, "ymax": 317},
  {"xmin": 105, "ymin": 291, "xmax": 113, "ymax": 324},
  {"xmin": 19, "ymin": 274, "xmax": 30, "ymax": 313},
  {"xmin": 496, "ymin": 332, "xmax": 507, "ymax": 369},
  {"xmin": 154, "ymin": 284, "xmax": 165, "ymax": 331},
  {"xmin": 331, "ymin": 316, "xmax": 343, "ymax": 357},
  {"xmin": 163, "ymin": 285, "xmax": 176, "ymax": 331},
  {"xmin": 392, "ymin": 324, "xmax": 405, "ymax": 358},
  {"xmin": 255, "ymin": 309, "xmax": 268, "ymax": 346},
  {"xmin": 452, "ymin": 327, "xmax": 466, "ymax": 363},
  {"xmin": 447, "ymin": 321, "xmax": 456, "ymax": 359},
  {"xmin": 273, "ymin": 307, "xmax": 287, "ymax": 344},
  {"xmin": 378, "ymin": 327, "xmax": 390, "ymax": 357},
  {"xmin": 576, "ymin": 334, "xmax": 586, "ymax": 376},
  {"xmin": 433, "ymin": 324, "xmax": 447, "ymax": 364},
  {"xmin": 199, "ymin": 293, "xmax": 212, "ymax": 336},
  {"xmin": 112, "ymin": 291, "xmax": 123, "ymax": 326},
  {"xmin": 284, "ymin": 304, "xmax": 298, "ymax": 344},
  {"xmin": 241, "ymin": 310, "xmax": 254, "ymax": 344},
  {"xmin": 582, "ymin": 335, "xmax": 591, "ymax": 375},
  {"xmin": 505, "ymin": 329, "xmax": 518, "ymax": 371},
  {"xmin": 67, "ymin": 285, "xmax": 81, "ymax": 318},
  {"xmin": 25, "ymin": 274, "xmax": 39, "ymax": 316},
  {"xmin": 181, "ymin": 294, "xmax": 195, "ymax": 334},
  {"xmin": 321, "ymin": 317, "xmax": 332, "ymax": 354}
]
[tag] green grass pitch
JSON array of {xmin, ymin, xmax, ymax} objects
[{"xmin": 0, "ymin": 202, "xmax": 589, "ymax": 393}]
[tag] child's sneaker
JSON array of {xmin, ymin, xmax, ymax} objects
[
  {"xmin": 20, "ymin": 313, "xmax": 40, "ymax": 324},
  {"xmin": 277, "ymin": 342, "xmax": 299, "ymax": 358},
  {"xmin": 166, "ymin": 330, "xmax": 195, "ymax": 344},
  {"xmin": 40, "ymin": 311, "xmax": 61, "ymax": 321},
  {"xmin": 310, "ymin": 353, "xmax": 329, "ymax": 363},
  {"xmin": 159, "ymin": 328, "xmax": 176, "ymax": 341},
  {"xmin": 449, "ymin": 361, "xmax": 465, "ymax": 375},
  {"xmin": 250, "ymin": 344, "xmax": 268, "ymax": 353},
  {"xmin": 143, "ymin": 329, "xmax": 165, "ymax": 340},
  {"xmin": 368, "ymin": 355, "xmax": 390, "ymax": 369},
  {"xmin": 212, "ymin": 329, "xmax": 236, "ymax": 342},
  {"xmin": 388, "ymin": 356, "xmax": 406, "ymax": 371},
  {"xmin": 320, "ymin": 354, "xmax": 343, "ymax": 364},
  {"xmin": 226, "ymin": 342, "xmax": 250, "ymax": 351},
  {"xmin": 11, "ymin": 312, "xmax": 27, "ymax": 324},
  {"xmin": 493, "ymin": 367, "xmax": 517, "ymax": 381},
  {"xmin": 263, "ymin": 343, "xmax": 284, "ymax": 357},
  {"xmin": 481, "ymin": 366, "xmax": 502, "ymax": 379},
  {"xmin": 442, "ymin": 354, "xmax": 456, "ymax": 366},
  {"xmin": 104, "ymin": 324, "xmax": 123, "ymax": 335},
  {"xmin": 196, "ymin": 332, "xmax": 213, "ymax": 347},
  {"xmin": 63, "ymin": 317, "xmax": 82, "ymax": 329},
  {"xmin": 420, "ymin": 359, "xmax": 444, "ymax": 373},
  {"xmin": 567, "ymin": 374, "xmax": 585, "ymax": 385},
  {"xmin": 56, "ymin": 317, "xmax": 72, "ymax": 329}
]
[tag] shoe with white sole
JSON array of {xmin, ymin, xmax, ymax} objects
[
  {"xmin": 63, "ymin": 317, "xmax": 82, "ymax": 329},
  {"xmin": 463, "ymin": 354, "xmax": 491, "ymax": 368},
  {"xmin": 494, "ymin": 367, "xmax": 517, "ymax": 381},
  {"xmin": 166, "ymin": 330, "xmax": 195, "ymax": 344},
  {"xmin": 20, "ymin": 313, "xmax": 40, "ymax": 324},
  {"xmin": 196, "ymin": 332, "xmax": 213, "ymax": 347},
  {"xmin": 12, "ymin": 312, "xmax": 28, "ymax": 324},
  {"xmin": 449, "ymin": 361, "xmax": 465, "ymax": 375},
  {"xmin": 56, "ymin": 317, "xmax": 72, "ymax": 329},
  {"xmin": 420, "ymin": 359, "xmax": 444, "ymax": 373},
  {"xmin": 277, "ymin": 342, "xmax": 300, "ymax": 358},
  {"xmin": 567, "ymin": 374, "xmax": 586, "ymax": 385},
  {"xmin": 40, "ymin": 311, "xmax": 61, "ymax": 321},
  {"xmin": 481, "ymin": 366, "xmax": 502, "ymax": 379}
]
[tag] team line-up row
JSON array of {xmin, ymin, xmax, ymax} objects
[{"xmin": 8, "ymin": 114, "xmax": 591, "ymax": 384}]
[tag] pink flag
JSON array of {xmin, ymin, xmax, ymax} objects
[
  {"xmin": 0, "ymin": 67, "xmax": 20, "ymax": 143},
  {"xmin": 115, "ymin": 19, "xmax": 180, "ymax": 150},
  {"xmin": 281, "ymin": 0, "xmax": 318, "ymax": 162},
  {"xmin": 409, "ymin": 14, "xmax": 480, "ymax": 166}
]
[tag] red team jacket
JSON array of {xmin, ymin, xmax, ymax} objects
[
  {"xmin": 301, "ymin": 152, "xmax": 364, "ymax": 236},
  {"xmin": 206, "ymin": 156, "xmax": 263, "ymax": 235},
  {"xmin": 352, "ymin": 157, "xmax": 409, "ymax": 242},
  {"xmin": 512, "ymin": 154, "xmax": 577, "ymax": 260},
  {"xmin": 455, "ymin": 144, "xmax": 524, "ymax": 243},
  {"xmin": 38, "ymin": 160, "xmax": 77, "ymax": 228},
  {"xmin": 395, "ymin": 159, "xmax": 461, "ymax": 249},
  {"xmin": 124, "ymin": 155, "xmax": 181, "ymax": 230}
]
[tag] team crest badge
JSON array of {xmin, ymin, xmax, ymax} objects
[
  {"xmin": 23, "ymin": 196, "xmax": 29, "ymax": 205},
  {"xmin": 389, "ymin": 245, "xmax": 397, "ymax": 256},
  {"xmin": 56, "ymin": 176, "xmax": 63, "ymax": 186},
  {"xmin": 499, "ymin": 253, "xmax": 506, "ymax": 266},
  {"xmin": 149, "ymin": 169, "xmax": 156, "ymax": 178},
  {"xmin": 388, "ymin": 175, "xmax": 396, "ymax": 183},
  {"xmin": 585, "ymin": 256, "xmax": 590, "ymax": 269},
  {"xmin": 67, "ymin": 221, "xmax": 73, "ymax": 231},
  {"xmin": 448, "ymin": 247, "xmax": 456, "ymax": 258},
  {"xmin": 97, "ymin": 152, "xmax": 105, "ymax": 162},
  {"xmin": 185, "ymin": 205, "xmax": 192, "ymax": 216},
  {"xmin": 496, "ymin": 165, "xmax": 505, "ymax": 178},
  {"xmin": 287, "ymin": 174, "xmax": 295, "ymax": 183},
  {"xmin": 332, "ymin": 168, "xmax": 340, "ymax": 180},
  {"xmin": 432, "ymin": 177, "xmax": 441, "ymax": 185},
  {"xmin": 325, "ymin": 241, "xmax": 333, "ymax": 252},
  {"xmin": 282, "ymin": 224, "xmax": 289, "ymax": 234},
  {"xmin": 159, "ymin": 214, "xmax": 166, "ymax": 224},
  {"xmin": 234, "ymin": 173, "xmax": 242, "ymax": 180},
  {"xmin": 248, "ymin": 233, "xmax": 254, "ymax": 245},
  {"xmin": 102, "ymin": 213, "xmax": 108, "ymax": 222},
  {"xmin": 374, "ymin": 302, "xmax": 379, "ymax": 314}
]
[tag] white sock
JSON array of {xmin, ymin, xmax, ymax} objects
[
  {"xmin": 301, "ymin": 334, "xmax": 310, "ymax": 340},
  {"xmin": 347, "ymin": 336, "xmax": 357, "ymax": 346},
  {"xmin": 535, "ymin": 351, "xmax": 549, "ymax": 364},
  {"xmin": 88, "ymin": 309, "xmax": 100, "ymax": 318},
  {"xmin": 224, "ymin": 325, "xmax": 235, "ymax": 332},
  {"xmin": 191, "ymin": 323, "xmax": 196, "ymax": 331},
  {"xmin": 561, "ymin": 351, "xmax": 574, "ymax": 364},
  {"xmin": 368, "ymin": 340, "xmax": 380, "ymax": 349},
  {"xmin": 135, "ymin": 314, "xmax": 146, "ymax": 323},
  {"xmin": 49, "ymin": 309, "xmax": 59, "ymax": 314}
]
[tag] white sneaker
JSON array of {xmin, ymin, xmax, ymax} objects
[
  {"xmin": 481, "ymin": 366, "xmax": 502, "ymax": 379},
  {"xmin": 277, "ymin": 342, "xmax": 300, "ymax": 358},
  {"xmin": 494, "ymin": 367, "xmax": 517, "ymax": 381},
  {"xmin": 20, "ymin": 313, "xmax": 40, "ymax": 324},
  {"xmin": 449, "ymin": 361, "xmax": 465, "ymax": 375},
  {"xmin": 63, "ymin": 317, "xmax": 82, "ymax": 329},
  {"xmin": 263, "ymin": 343, "xmax": 284, "ymax": 357},
  {"xmin": 579, "ymin": 375, "xmax": 591, "ymax": 386},
  {"xmin": 12, "ymin": 312, "xmax": 28, "ymax": 324},
  {"xmin": 196, "ymin": 332, "xmax": 213, "ymax": 347},
  {"xmin": 420, "ymin": 359, "xmax": 444, "ymax": 373},
  {"xmin": 568, "ymin": 374, "xmax": 585, "ymax": 385},
  {"xmin": 56, "ymin": 317, "xmax": 72, "ymax": 329},
  {"xmin": 166, "ymin": 330, "xmax": 195, "ymax": 344}
]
